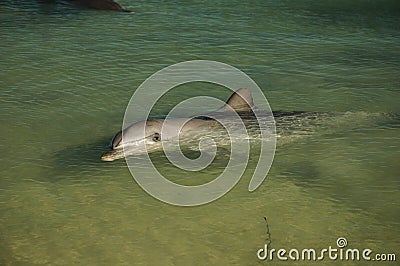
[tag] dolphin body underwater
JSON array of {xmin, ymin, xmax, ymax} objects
[
  {"xmin": 101, "ymin": 88, "xmax": 312, "ymax": 162},
  {"xmin": 65, "ymin": 0, "xmax": 131, "ymax": 12}
]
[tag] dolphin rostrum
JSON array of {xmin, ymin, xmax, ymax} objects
[{"xmin": 101, "ymin": 88, "xmax": 259, "ymax": 161}]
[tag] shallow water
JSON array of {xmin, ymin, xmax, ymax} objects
[{"xmin": 1, "ymin": 0, "xmax": 399, "ymax": 265}]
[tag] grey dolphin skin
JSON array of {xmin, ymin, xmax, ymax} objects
[
  {"xmin": 102, "ymin": 87, "xmax": 358, "ymax": 162},
  {"xmin": 101, "ymin": 118, "xmax": 218, "ymax": 161},
  {"xmin": 66, "ymin": 0, "xmax": 132, "ymax": 12},
  {"xmin": 101, "ymin": 88, "xmax": 257, "ymax": 161}
]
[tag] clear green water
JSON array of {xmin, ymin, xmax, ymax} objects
[{"xmin": 1, "ymin": 1, "xmax": 399, "ymax": 265}]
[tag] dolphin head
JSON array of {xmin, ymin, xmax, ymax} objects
[{"xmin": 101, "ymin": 120, "xmax": 164, "ymax": 161}]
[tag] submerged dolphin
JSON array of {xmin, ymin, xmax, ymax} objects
[
  {"xmin": 101, "ymin": 88, "xmax": 261, "ymax": 161},
  {"xmin": 66, "ymin": 0, "xmax": 132, "ymax": 12}
]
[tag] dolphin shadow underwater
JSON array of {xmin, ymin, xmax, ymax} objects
[{"xmin": 50, "ymin": 137, "xmax": 122, "ymax": 180}]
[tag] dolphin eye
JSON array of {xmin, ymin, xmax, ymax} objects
[{"xmin": 152, "ymin": 133, "xmax": 160, "ymax": 142}]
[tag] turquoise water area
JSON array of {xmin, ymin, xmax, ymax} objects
[{"xmin": 1, "ymin": 0, "xmax": 399, "ymax": 265}]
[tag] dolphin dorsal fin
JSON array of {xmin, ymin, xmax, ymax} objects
[{"xmin": 224, "ymin": 88, "xmax": 254, "ymax": 112}]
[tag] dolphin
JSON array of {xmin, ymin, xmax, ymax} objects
[
  {"xmin": 101, "ymin": 88, "xmax": 261, "ymax": 161},
  {"xmin": 101, "ymin": 88, "xmax": 391, "ymax": 162}
]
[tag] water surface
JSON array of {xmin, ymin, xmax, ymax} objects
[{"xmin": 1, "ymin": 0, "xmax": 399, "ymax": 265}]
